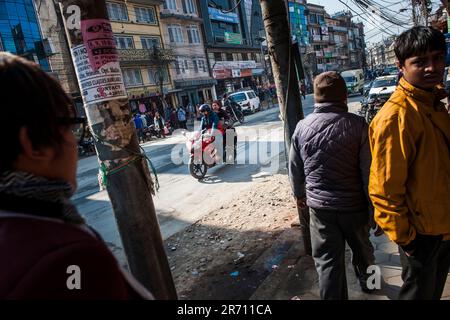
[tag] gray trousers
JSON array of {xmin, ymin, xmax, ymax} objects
[{"xmin": 310, "ymin": 207, "xmax": 375, "ymax": 300}]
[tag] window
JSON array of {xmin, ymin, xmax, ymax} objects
[
  {"xmin": 198, "ymin": 59, "xmax": 206, "ymax": 72},
  {"xmin": 247, "ymin": 92, "xmax": 256, "ymax": 99},
  {"xmin": 177, "ymin": 58, "xmax": 188, "ymax": 74},
  {"xmin": 115, "ymin": 36, "xmax": 134, "ymax": 49},
  {"xmin": 106, "ymin": 2, "xmax": 128, "ymax": 21},
  {"xmin": 148, "ymin": 68, "xmax": 169, "ymax": 84},
  {"xmin": 123, "ymin": 69, "xmax": 143, "ymax": 87},
  {"xmin": 164, "ymin": 0, "xmax": 177, "ymax": 10},
  {"xmin": 226, "ymin": 53, "xmax": 233, "ymax": 61},
  {"xmin": 214, "ymin": 52, "xmax": 222, "ymax": 61},
  {"xmin": 309, "ymin": 14, "xmax": 317, "ymax": 24},
  {"xmin": 168, "ymin": 25, "xmax": 184, "ymax": 43},
  {"xmin": 141, "ymin": 37, "xmax": 160, "ymax": 49},
  {"xmin": 187, "ymin": 26, "xmax": 201, "ymax": 44},
  {"xmin": 193, "ymin": 60, "xmax": 198, "ymax": 73},
  {"xmin": 318, "ymin": 15, "xmax": 325, "ymax": 24},
  {"xmin": 135, "ymin": 7, "xmax": 156, "ymax": 24},
  {"xmin": 182, "ymin": 0, "xmax": 196, "ymax": 14},
  {"xmin": 229, "ymin": 93, "xmax": 247, "ymax": 102}
]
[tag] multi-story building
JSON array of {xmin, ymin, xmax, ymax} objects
[
  {"xmin": 385, "ymin": 41, "xmax": 396, "ymax": 66},
  {"xmin": 369, "ymin": 36, "xmax": 396, "ymax": 68},
  {"xmin": 0, "ymin": 0, "xmax": 50, "ymax": 70},
  {"xmin": 105, "ymin": 0, "xmax": 176, "ymax": 114},
  {"xmin": 33, "ymin": 0, "xmax": 82, "ymax": 113},
  {"xmin": 198, "ymin": 0, "xmax": 266, "ymax": 96},
  {"xmin": 159, "ymin": 0, "xmax": 216, "ymax": 106},
  {"xmin": 288, "ymin": 0, "xmax": 309, "ymax": 47},
  {"xmin": 306, "ymin": 3, "xmax": 328, "ymax": 73}
]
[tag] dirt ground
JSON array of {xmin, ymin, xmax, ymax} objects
[{"xmin": 164, "ymin": 173, "xmax": 299, "ymax": 300}]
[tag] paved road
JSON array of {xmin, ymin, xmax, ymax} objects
[{"xmin": 73, "ymin": 94, "xmax": 363, "ymax": 261}]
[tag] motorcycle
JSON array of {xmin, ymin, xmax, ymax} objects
[
  {"xmin": 186, "ymin": 128, "xmax": 237, "ymax": 180},
  {"xmin": 365, "ymin": 95, "xmax": 387, "ymax": 123},
  {"xmin": 78, "ymin": 137, "xmax": 96, "ymax": 157},
  {"xmin": 224, "ymin": 99, "xmax": 244, "ymax": 125},
  {"xmin": 143, "ymin": 124, "xmax": 161, "ymax": 141}
]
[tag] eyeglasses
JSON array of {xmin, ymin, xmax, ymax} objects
[{"xmin": 57, "ymin": 117, "xmax": 86, "ymax": 143}]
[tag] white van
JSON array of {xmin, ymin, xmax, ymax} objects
[
  {"xmin": 227, "ymin": 90, "xmax": 261, "ymax": 113},
  {"xmin": 341, "ymin": 69, "xmax": 365, "ymax": 95}
]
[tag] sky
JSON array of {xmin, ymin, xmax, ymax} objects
[{"xmin": 307, "ymin": 0, "xmax": 442, "ymax": 46}]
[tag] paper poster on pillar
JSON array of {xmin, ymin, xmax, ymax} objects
[{"xmin": 71, "ymin": 19, "xmax": 127, "ymax": 105}]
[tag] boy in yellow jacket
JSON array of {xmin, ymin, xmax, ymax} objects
[{"xmin": 369, "ymin": 27, "xmax": 450, "ymax": 300}]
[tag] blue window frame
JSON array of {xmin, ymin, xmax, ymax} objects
[{"xmin": 0, "ymin": 0, "xmax": 49, "ymax": 70}]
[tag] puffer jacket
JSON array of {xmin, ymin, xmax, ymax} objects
[
  {"xmin": 369, "ymin": 77, "xmax": 450, "ymax": 246},
  {"xmin": 289, "ymin": 102, "xmax": 371, "ymax": 211}
]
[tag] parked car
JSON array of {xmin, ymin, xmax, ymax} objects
[
  {"xmin": 226, "ymin": 90, "xmax": 261, "ymax": 114},
  {"xmin": 368, "ymin": 75, "xmax": 397, "ymax": 102}
]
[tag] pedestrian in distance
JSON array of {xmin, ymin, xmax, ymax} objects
[
  {"xmin": 289, "ymin": 71, "xmax": 377, "ymax": 300},
  {"xmin": 369, "ymin": 26, "xmax": 450, "ymax": 300},
  {"xmin": 154, "ymin": 112, "xmax": 166, "ymax": 138},
  {"xmin": 133, "ymin": 113, "xmax": 144, "ymax": 143},
  {"xmin": 300, "ymin": 82, "xmax": 306, "ymax": 100},
  {"xmin": 177, "ymin": 106, "xmax": 187, "ymax": 130},
  {"xmin": 0, "ymin": 52, "xmax": 154, "ymax": 299}
]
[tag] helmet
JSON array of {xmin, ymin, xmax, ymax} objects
[{"xmin": 199, "ymin": 104, "xmax": 211, "ymax": 113}]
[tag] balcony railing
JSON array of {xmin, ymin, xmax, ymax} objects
[
  {"xmin": 160, "ymin": 9, "xmax": 202, "ymax": 22},
  {"xmin": 117, "ymin": 48, "xmax": 174, "ymax": 66}
]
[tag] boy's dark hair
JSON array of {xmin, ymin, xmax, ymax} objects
[
  {"xmin": 0, "ymin": 52, "xmax": 75, "ymax": 172},
  {"xmin": 395, "ymin": 26, "xmax": 447, "ymax": 66}
]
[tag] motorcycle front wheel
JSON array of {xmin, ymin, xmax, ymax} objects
[{"xmin": 189, "ymin": 156, "xmax": 208, "ymax": 180}]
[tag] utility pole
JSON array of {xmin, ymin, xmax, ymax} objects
[
  {"xmin": 260, "ymin": 0, "xmax": 303, "ymax": 154},
  {"xmin": 57, "ymin": 0, "xmax": 177, "ymax": 299},
  {"xmin": 260, "ymin": 0, "xmax": 310, "ymax": 255}
]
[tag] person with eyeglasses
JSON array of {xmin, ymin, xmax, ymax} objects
[{"xmin": 0, "ymin": 52, "xmax": 154, "ymax": 299}]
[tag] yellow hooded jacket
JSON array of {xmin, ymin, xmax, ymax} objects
[{"xmin": 368, "ymin": 77, "xmax": 450, "ymax": 246}]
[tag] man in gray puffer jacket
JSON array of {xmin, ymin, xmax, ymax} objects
[{"xmin": 289, "ymin": 71, "xmax": 375, "ymax": 300}]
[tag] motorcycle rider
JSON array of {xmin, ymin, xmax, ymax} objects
[
  {"xmin": 197, "ymin": 104, "xmax": 224, "ymax": 164},
  {"xmin": 212, "ymin": 100, "xmax": 237, "ymax": 163},
  {"xmin": 212, "ymin": 100, "xmax": 229, "ymax": 127},
  {"xmin": 198, "ymin": 104, "xmax": 221, "ymax": 134}
]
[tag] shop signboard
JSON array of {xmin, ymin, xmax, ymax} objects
[
  {"xmin": 224, "ymin": 32, "xmax": 242, "ymax": 45},
  {"xmin": 214, "ymin": 60, "xmax": 256, "ymax": 69},
  {"xmin": 208, "ymin": 7, "xmax": 239, "ymax": 24},
  {"xmin": 213, "ymin": 69, "xmax": 232, "ymax": 79},
  {"xmin": 240, "ymin": 69, "xmax": 252, "ymax": 77},
  {"xmin": 231, "ymin": 69, "xmax": 241, "ymax": 78}
]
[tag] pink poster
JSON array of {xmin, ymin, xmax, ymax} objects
[{"xmin": 81, "ymin": 19, "xmax": 118, "ymax": 72}]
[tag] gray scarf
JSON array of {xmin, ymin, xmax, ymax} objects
[{"xmin": 0, "ymin": 171, "xmax": 85, "ymax": 224}]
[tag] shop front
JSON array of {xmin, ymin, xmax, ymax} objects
[
  {"xmin": 212, "ymin": 61, "xmax": 260, "ymax": 97},
  {"xmin": 126, "ymin": 86, "xmax": 176, "ymax": 116},
  {"xmin": 173, "ymin": 78, "xmax": 217, "ymax": 107}
]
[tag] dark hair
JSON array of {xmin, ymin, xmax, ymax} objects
[
  {"xmin": 0, "ymin": 52, "xmax": 75, "ymax": 172},
  {"xmin": 395, "ymin": 26, "xmax": 447, "ymax": 66},
  {"xmin": 212, "ymin": 100, "xmax": 222, "ymax": 108}
]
